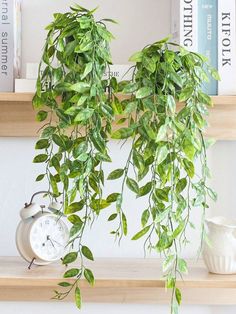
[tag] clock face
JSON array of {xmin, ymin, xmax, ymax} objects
[{"xmin": 29, "ymin": 214, "xmax": 69, "ymax": 261}]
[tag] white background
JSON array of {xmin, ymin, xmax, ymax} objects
[{"xmin": 0, "ymin": 0, "xmax": 236, "ymax": 313}]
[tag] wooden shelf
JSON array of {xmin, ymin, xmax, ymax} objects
[
  {"xmin": 1, "ymin": 257, "xmax": 236, "ymax": 304},
  {"xmin": 0, "ymin": 93, "xmax": 236, "ymax": 139}
]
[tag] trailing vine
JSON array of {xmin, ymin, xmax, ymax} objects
[
  {"xmin": 108, "ymin": 38, "xmax": 219, "ymax": 313},
  {"xmin": 32, "ymin": 4, "xmax": 117, "ymax": 307},
  {"xmin": 32, "ymin": 3, "xmax": 219, "ymax": 313}
]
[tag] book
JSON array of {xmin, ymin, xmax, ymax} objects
[
  {"xmin": 103, "ymin": 65, "xmax": 133, "ymax": 82},
  {"xmin": 171, "ymin": 0, "xmax": 198, "ymax": 52},
  {"xmin": 218, "ymin": 0, "xmax": 236, "ymax": 95},
  {"xmin": 15, "ymin": 79, "xmax": 36, "ymax": 92},
  {"xmin": 0, "ymin": 0, "xmax": 21, "ymax": 92},
  {"xmin": 198, "ymin": 0, "xmax": 218, "ymax": 95}
]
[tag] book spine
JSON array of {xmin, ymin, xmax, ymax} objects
[
  {"xmin": 218, "ymin": 0, "xmax": 236, "ymax": 95},
  {"xmin": 0, "ymin": 0, "xmax": 14, "ymax": 91},
  {"xmin": 171, "ymin": 0, "xmax": 198, "ymax": 52},
  {"xmin": 198, "ymin": 0, "xmax": 218, "ymax": 95}
]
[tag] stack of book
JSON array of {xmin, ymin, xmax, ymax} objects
[{"xmin": 171, "ymin": 0, "xmax": 236, "ymax": 95}]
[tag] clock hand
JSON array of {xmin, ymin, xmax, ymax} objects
[
  {"xmin": 49, "ymin": 237, "xmax": 64, "ymax": 247},
  {"xmin": 46, "ymin": 235, "xmax": 56, "ymax": 248}
]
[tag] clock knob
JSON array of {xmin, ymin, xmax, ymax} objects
[{"xmin": 20, "ymin": 203, "xmax": 42, "ymax": 220}]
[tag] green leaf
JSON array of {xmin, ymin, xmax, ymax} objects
[
  {"xmin": 62, "ymin": 252, "xmax": 78, "ymax": 265},
  {"xmin": 179, "ymin": 87, "xmax": 194, "ymax": 102},
  {"xmin": 81, "ymin": 62, "xmax": 93, "ymax": 79},
  {"xmin": 141, "ymin": 209, "xmax": 150, "ymax": 227},
  {"xmin": 108, "ymin": 213, "xmax": 118, "ymax": 221},
  {"xmin": 81, "ymin": 246, "xmax": 94, "ymax": 261},
  {"xmin": 136, "ymin": 87, "xmax": 152, "ymax": 99},
  {"xmin": 155, "ymin": 208, "xmax": 170, "ymax": 223},
  {"xmin": 167, "ymin": 95, "xmax": 176, "ymax": 115},
  {"xmin": 183, "ymin": 138, "xmax": 196, "ymax": 160},
  {"xmin": 126, "ymin": 177, "xmax": 139, "ymax": 194},
  {"xmin": 84, "ymin": 268, "xmax": 95, "ymax": 286},
  {"xmin": 156, "ymin": 146, "xmax": 168, "ymax": 164},
  {"xmin": 183, "ymin": 159, "xmax": 195, "ymax": 178},
  {"xmin": 207, "ymin": 187, "xmax": 217, "ymax": 201},
  {"xmin": 162, "ymin": 255, "xmax": 175, "ymax": 273},
  {"xmin": 132, "ymin": 225, "xmax": 151, "ymax": 240},
  {"xmin": 70, "ymin": 82, "xmax": 90, "ymax": 93},
  {"xmin": 143, "ymin": 55, "xmax": 156, "ymax": 73},
  {"xmin": 107, "ymin": 168, "xmax": 124, "ymax": 180},
  {"xmin": 77, "ymin": 153, "xmax": 89, "ymax": 162},
  {"xmin": 178, "ymin": 258, "xmax": 188, "ymax": 274},
  {"xmin": 35, "ymin": 174, "xmax": 45, "ymax": 182},
  {"xmin": 210, "ymin": 67, "xmax": 220, "ymax": 81},
  {"xmin": 50, "ymin": 173, "xmax": 59, "ymax": 196},
  {"xmin": 122, "ymin": 212, "xmax": 128, "ymax": 236},
  {"xmin": 107, "ymin": 193, "xmax": 120, "ymax": 203},
  {"xmin": 75, "ymin": 108, "xmax": 94, "ymax": 122},
  {"xmin": 176, "ymin": 178, "xmax": 187, "ymax": 194},
  {"xmin": 33, "ymin": 154, "xmax": 48, "ymax": 163},
  {"xmin": 175, "ymin": 288, "xmax": 182, "ymax": 306},
  {"xmin": 36, "ymin": 110, "xmax": 48, "ymax": 122},
  {"xmin": 138, "ymin": 182, "xmax": 152, "ymax": 197},
  {"xmin": 124, "ymin": 101, "xmax": 137, "ymax": 114},
  {"xmin": 58, "ymin": 282, "xmax": 71, "ymax": 287},
  {"xmin": 129, "ymin": 51, "xmax": 143, "ymax": 62},
  {"xmin": 156, "ymin": 124, "xmax": 167, "ymax": 142},
  {"xmin": 64, "ymin": 268, "xmax": 80, "ymax": 278},
  {"xmin": 65, "ymin": 200, "xmax": 84, "ymax": 214},
  {"xmin": 73, "ymin": 141, "xmax": 88, "ymax": 158},
  {"xmin": 68, "ymin": 215, "xmax": 83, "ymax": 225},
  {"xmin": 70, "ymin": 223, "xmax": 83, "ymax": 238},
  {"xmin": 52, "ymin": 134, "xmax": 65, "ymax": 148},
  {"xmin": 111, "ymin": 127, "xmax": 134, "ymax": 139},
  {"xmin": 97, "ymin": 25, "xmax": 114, "ymax": 41},
  {"xmin": 75, "ymin": 287, "xmax": 82, "ymax": 309},
  {"xmin": 172, "ymin": 222, "xmax": 185, "ymax": 239},
  {"xmin": 155, "ymin": 188, "xmax": 169, "ymax": 202},
  {"xmin": 35, "ymin": 139, "xmax": 50, "ymax": 150},
  {"xmin": 41, "ymin": 126, "xmax": 56, "ymax": 138}
]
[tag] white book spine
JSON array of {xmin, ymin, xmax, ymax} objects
[
  {"xmin": 0, "ymin": 0, "xmax": 21, "ymax": 92},
  {"xmin": 218, "ymin": 0, "xmax": 236, "ymax": 95},
  {"xmin": 171, "ymin": 0, "xmax": 198, "ymax": 52}
]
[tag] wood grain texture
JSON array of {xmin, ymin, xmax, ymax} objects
[
  {"xmin": 1, "ymin": 257, "xmax": 236, "ymax": 304},
  {"xmin": 0, "ymin": 94, "xmax": 235, "ymax": 139}
]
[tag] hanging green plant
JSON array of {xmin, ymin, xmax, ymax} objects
[
  {"xmin": 109, "ymin": 38, "xmax": 219, "ymax": 313},
  {"xmin": 32, "ymin": 4, "xmax": 117, "ymax": 307},
  {"xmin": 31, "ymin": 2, "xmax": 219, "ymax": 313}
]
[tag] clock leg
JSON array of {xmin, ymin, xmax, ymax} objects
[{"xmin": 28, "ymin": 257, "xmax": 36, "ymax": 270}]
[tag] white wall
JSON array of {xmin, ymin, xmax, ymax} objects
[{"xmin": 0, "ymin": 1, "xmax": 236, "ymax": 313}]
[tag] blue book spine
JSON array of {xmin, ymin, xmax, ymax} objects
[{"xmin": 198, "ymin": 0, "xmax": 218, "ymax": 95}]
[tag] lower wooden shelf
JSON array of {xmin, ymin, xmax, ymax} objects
[{"xmin": 1, "ymin": 257, "xmax": 236, "ymax": 304}]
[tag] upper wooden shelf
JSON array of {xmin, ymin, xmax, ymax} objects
[
  {"xmin": 0, "ymin": 93, "xmax": 235, "ymax": 139},
  {"xmin": 1, "ymin": 257, "xmax": 236, "ymax": 305}
]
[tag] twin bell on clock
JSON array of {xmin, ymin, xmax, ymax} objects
[{"xmin": 15, "ymin": 191, "xmax": 69, "ymax": 266}]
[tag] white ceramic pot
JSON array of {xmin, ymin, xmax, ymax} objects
[{"xmin": 203, "ymin": 216, "xmax": 236, "ymax": 274}]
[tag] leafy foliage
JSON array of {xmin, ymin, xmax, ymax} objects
[
  {"xmin": 33, "ymin": 4, "xmax": 116, "ymax": 306},
  {"xmin": 109, "ymin": 38, "xmax": 218, "ymax": 313},
  {"xmin": 33, "ymin": 4, "xmax": 217, "ymax": 313}
]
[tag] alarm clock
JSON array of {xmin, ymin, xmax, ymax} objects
[{"xmin": 16, "ymin": 192, "xmax": 69, "ymax": 266}]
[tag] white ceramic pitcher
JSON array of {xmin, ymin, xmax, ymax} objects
[{"xmin": 203, "ymin": 216, "xmax": 236, "ymax": 274}]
